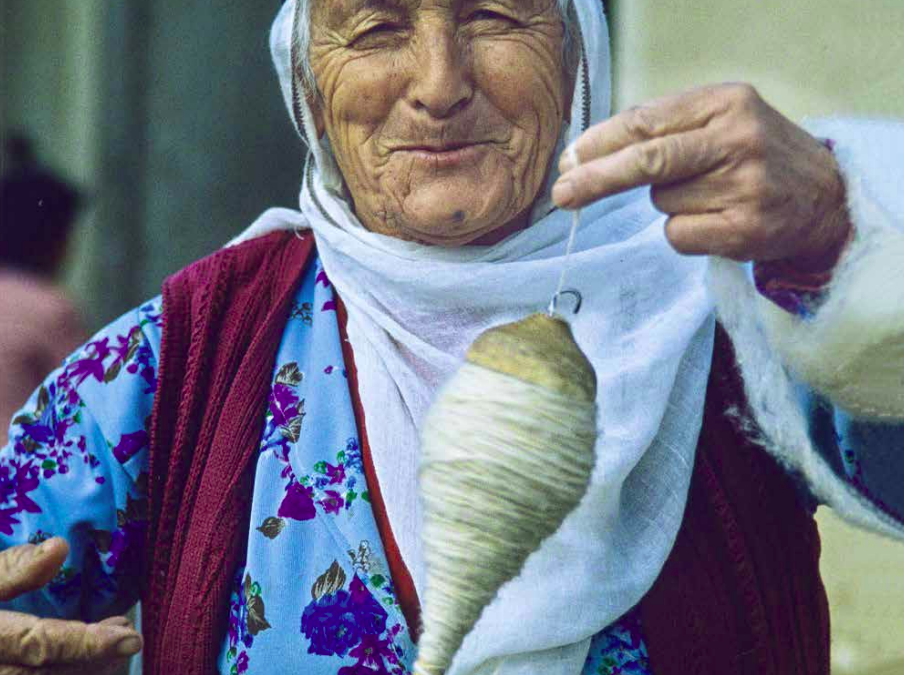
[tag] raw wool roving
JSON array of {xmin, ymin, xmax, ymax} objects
[
  {"xmin": 416, "ymin": 314, "xmax": 598, "ymax": 675},
  {"xmin": 707, "ymin": 118, "xmax": 904, "ymax": 545}
]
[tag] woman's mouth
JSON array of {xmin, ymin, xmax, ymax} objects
[{"xmin": 396, "ymin": 143, "xmax": 489, "ymax": 169}]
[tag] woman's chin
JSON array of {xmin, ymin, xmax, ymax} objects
[
  {"xmin": 395, "ymin": 211, "xmax": 507, "ymax": 246},
  {"xmin": 395, "ymin": 183, "xmax": 515, "ymax": 246}
]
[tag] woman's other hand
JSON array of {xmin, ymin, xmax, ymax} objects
[
  {"xmin": 553, "ymin": 83, "xmax": 851, "ymax": 266},
  {"xmin": 0, "ymin": 538, "xmax": 141, "ymax": 674}
]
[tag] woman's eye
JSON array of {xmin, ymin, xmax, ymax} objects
[
  {"xmin": 352, "ymin": 23, "xmax": 403, "ymax": 46},
  {"xmin": 468, "ymin": 10, "xmax": 515, "ymax": 24}
]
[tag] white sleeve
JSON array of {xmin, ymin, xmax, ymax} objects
[
  {"xmin": 755, "ymin": 118, "xmax": 904, "ymax": 421},
  {"xmin": 707, "ymin": 117, "xmax": 904, "ymax": 541}
]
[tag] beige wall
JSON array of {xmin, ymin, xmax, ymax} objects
[
  {"xmin": 612, "ymin": 0, "xmax": 904, "ymax": 119},
  {"xmin": 610, "ymin": 3, "xmax": 904, "ymax": 673}
]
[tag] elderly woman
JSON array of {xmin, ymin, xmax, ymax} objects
[{"xmin": 1, "ymin": 1, "xmax": 903, "ymax": 674}]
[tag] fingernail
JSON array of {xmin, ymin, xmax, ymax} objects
[
  {"xmin": 552, "ymin": 179, "xmax": 575, "ymax": 208},
  {"xmin": 103, "ymin": 627, "xmax": 142, "ymax": 656},
  {"xmin": 115, "ymin": 634, "xmax": 143, "ymax": 657}
]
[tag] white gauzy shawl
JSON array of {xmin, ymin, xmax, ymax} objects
[
  {"xmin": 235, "ymin": 1, "xmax": 904, "ymax": 674},
  {"xmin": 243, "ymin": 3, "xmax": 714, "ymax": 674}
]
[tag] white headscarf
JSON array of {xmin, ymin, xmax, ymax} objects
[{"xmin": 237, "ymin": 2, "xmax": 716, "ymax": 673}]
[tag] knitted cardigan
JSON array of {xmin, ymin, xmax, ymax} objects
[{"xmin": 142, "ymin": 230, "xmax": 829, "ymax": 674}]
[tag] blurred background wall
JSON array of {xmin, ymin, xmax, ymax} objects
[
  {"xmin": 3, "ymin": 1, "xmax": 904, "ymax": 673},
  {"xmin": 1, "ymin": 0, "xmax": 302, "ymax": 328},
  {"xmin": 609, "ymin": 2, "xmax": 904, "ymax": 673}
]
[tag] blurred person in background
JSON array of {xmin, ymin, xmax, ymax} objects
[{"xmin": 0, "ymin": 135, "xmax": 87, "ymax": 445}]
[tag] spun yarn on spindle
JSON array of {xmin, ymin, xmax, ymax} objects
[{"xmin": 415, "ymin": 313, "xmax": 598, "ymax": 675}]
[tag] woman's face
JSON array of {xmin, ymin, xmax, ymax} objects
[{"xmin": 307, "ymin": 0, "xmax": 569, "ymax": 246}]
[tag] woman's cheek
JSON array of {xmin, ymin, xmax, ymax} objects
[
  {"xmin": 329, "ymin": 63, "xmax": 393, "ymax": 133},
  {"xmin": 327, "ymin": 61, "xmax": 402, "ymax": 186},
  {"xmin": 472, "ymin": 41, "xmax": 564, "ymax": 149}
]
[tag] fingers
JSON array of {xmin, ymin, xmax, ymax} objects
[
  {"xmin": 0, "ymin": 662, "xmax": 127, "ymax": 675},
  {"xmin": 98, "ymin": 616, "xmax": 133, "ymax": 629},
  {"xmin": 0, "ymin": 543, "xmax": 141, "ymax": 670},
  {"xmin": 553, "ymin": 129, "xmax": 726, "ymax": 209},
  {"xmin": 0, "ymin": 660, "xmax": 128, "ymax": 675},
  {"xmin": 559, "ymin": 86, "xmax": 724, "ymax": 173},
  {"xmin": 665, "ymin": 212, "xmax": 758, "ymax": 261},
  {"xmin": 650, "ymin": 174, "xmax": 736, "ymax": 215},
  {"xmin": 0, "ymin": 540, "xmax": 69, "ymax": 603},
  {"xmin": 0, "ymin": 612, "xmax": 142, "ymax": 667}
]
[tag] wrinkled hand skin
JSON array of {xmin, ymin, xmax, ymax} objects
[
  {"xmin": 554, "ymin": 83, "xmax": 852, "ymax": 266},
  {"xmin": 0, "ymin": 538, "xmax": 141, "ymax": 674}
]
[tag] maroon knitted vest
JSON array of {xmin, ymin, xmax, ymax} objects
[
  {"xmin": 144, "ymin": 231, "xmax": 829, "ymax": 674},
  {"xmin": 143, "ymin": 231, "xmax": 314, "ymax": 675},
  {"xmin": 639, "ymin": 326, "xmax": 831, "ymax": 675}
]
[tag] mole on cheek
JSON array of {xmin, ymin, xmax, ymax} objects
[{"xmin": 453, "ymin": 210, "xmax": 466, "ymax": 223}]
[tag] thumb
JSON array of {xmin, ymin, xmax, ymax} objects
[{"xmin": 0, "ymin": 537, "xmax": 70, "ymax": 602}]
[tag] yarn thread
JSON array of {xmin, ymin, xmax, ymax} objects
[
  {"xmin": 549, "ymin": 143, "xmax": 583, "ymax": 317},
  {"xmin": 415, "ymin": 362, "xmax": 597, "ymax": 675}
]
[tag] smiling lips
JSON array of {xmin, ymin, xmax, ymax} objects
[{"xmin": 395, "ymin": 142, "xmax": 489, "ymax": 168}]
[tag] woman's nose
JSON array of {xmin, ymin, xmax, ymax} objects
[{"xmin": 407, "ymin": 30, "xmax": 474, "ymax": 118}]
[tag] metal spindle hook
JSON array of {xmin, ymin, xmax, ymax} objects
[{"xmin": 549, "ymin": 289, "xmax": 583, "ymax": 317}]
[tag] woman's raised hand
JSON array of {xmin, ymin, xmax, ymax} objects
[
  {"xmin": 553, "ymin": 83, "xmax": 851, "ymax": 266},
  {"xmin": 0, "ymin": 538, "xmax": 141, "ymax": 674}
]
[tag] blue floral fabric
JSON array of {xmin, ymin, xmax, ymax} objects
[{"xmin": 0, "ymin": 255, "xmax": 901, "ymax": 674}]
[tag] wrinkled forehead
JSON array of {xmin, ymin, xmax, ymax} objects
[{"xmin": 312, "ymin": 0, "xmax": 560, "ymax": 27}]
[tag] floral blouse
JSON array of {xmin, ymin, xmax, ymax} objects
[{"xmin": 1, "ymin": 256, "xmax": 901, "ymax": 675}]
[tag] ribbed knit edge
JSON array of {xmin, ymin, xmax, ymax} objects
[
  {"xmin": 639, "ymin": 325, "xmax": 830, "ymax": 675},
  {"xmin": 144, "ymin": 231, "xmax": 315, "ymax": 675}
]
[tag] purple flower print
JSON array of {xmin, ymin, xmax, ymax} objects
[
  {"xmin": 67, "ymin": 324, "xmax": 155, "ymax": 393},
  {"xmin": 320, "ymin": 490, "xmax": 345, "ymax": 515},
  {"xmin": 316, "ymin": 269, "xmax": 332, "ymax": 289},
  {"xmin": 270, "ymin": 384, "xmax": 300, "ymax": 428},
  {"xmin": 68, "ymin": 338, "xmax": 112, "ymax": 387},
  {"xmin": 112, "ymin": 431, "xmax": 148, "ymax": 464},
  {"xmin": 322, "ymin": 300, "xmax": 337, "ymax": 312},
  {"xmin": 278, "ymin": 482, "xmax": 316, "ymax": 521},
  {"xmin": 0, "ymin": 460, "xmax": 40, "ymax": 510},
  {"xmin": 301, "ymin": 596, "xmax": 361, "ymax": 657},
  {"xmin": 106, "ymin": 519, "xmax": 147, "ymax": 573},
  {"xmin": 268, "ymin": 379, "xmax": 306, "ymax": 444},
  {"xmin": 344, "ymin": 438, "xmax": 363, "ymax": 473},
  {"xmin": 339, "ymin": 660, "xmax": 391, "ymax": 675},
  {"xmin": 326, "ymin": 463, "xmax": 346, "ymax": 485},
  {"xmin": 126, "ymin": 342, "xmax": 157, "ymax": 394},
  {"xmin": 19, "ymin": 391, "xmax": 74, "ymax": 450},
  {"xmin": 300, "ymin": 575, "xmax": 388, "ymax": 657},
  {"xmin": 226, "ymin": 568, "xmax": 255, "ymax": 673},
  {"xmin": 0, "ymin": 508, "xmax": 21, "ymax": 537},
  {"xmin": 0, "ymin": 460, "xmax": 43, "ymax": 534},
  {"xmin": 339, "ymin": 634, "xmax": 395, "ymax": 675}
]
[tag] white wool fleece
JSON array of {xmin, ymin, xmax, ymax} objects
[
  {"xmin": 709, "ymin": 117, "xmax": 904, "ymax": 543},
  {"xmin": 758, "ymin": 120, "xmax": 904, "ymax": 421}
]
